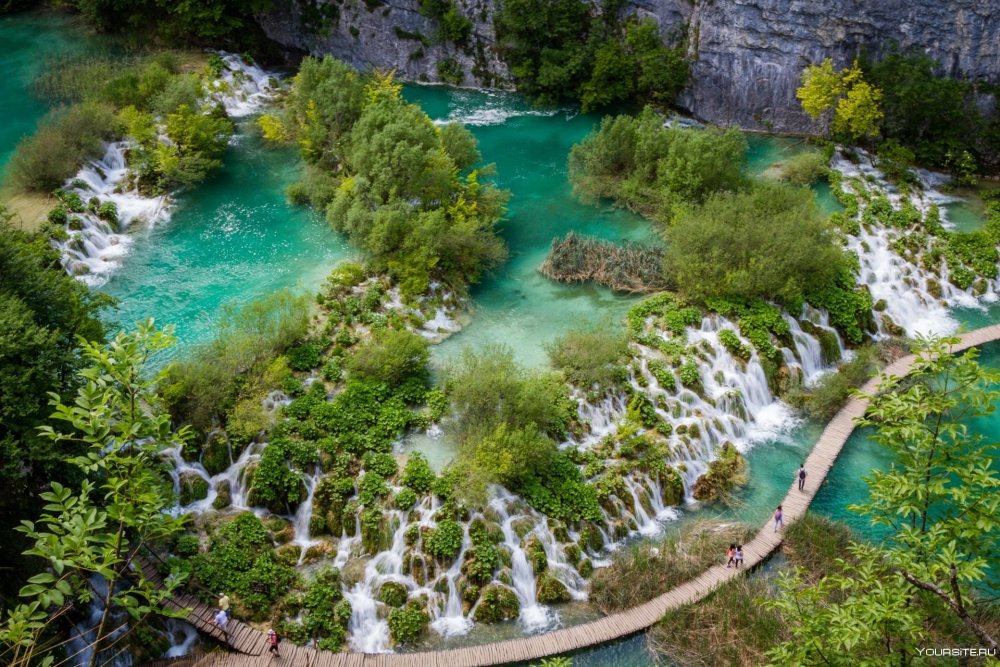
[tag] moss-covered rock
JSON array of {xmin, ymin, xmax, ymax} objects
[
  {"xmin": 202, "ymin": 431, "xmax": 233, "ymax": 476},
  {"xmin": 302, "ymin": 541, "xmax": 333, "ymax": 564},
  {"xmin": 523, "ymin": 536, "xmax": 547, "ymax": 574},
  {"xmin": 577, "ymin": 557, "xmax": 593, "ymax": 578},
  {"xmin": 275, "ymin": 543, "xmax": 302, "ymax": 567},
  {"xmin": 472, "ymin": 584, "xmax": 519, "ymax": 623},
  {"xmin": 388, "ymin": 601, "xmax": 429, "ymax": 644},
  {"xmin": 692, "ymin": 442, "xmax": 747, "ymax": 502},
  {"xmin": 536, "ymin": 573, "xmax": 571, "ymax": 604},
  {"xmin": 817, "ymin": 329, "xmax": 842, "ymax": 365},
  {"xmin": 212, "ymin": 480, "xmax": 232, "ymax": 510},
  {"xmin": 179, "ymin": 472, "xmax": 209, "ymax": 505},
  {"xmin": 378, "ymin": 581, "xmax": 409, "ymax": 608}
]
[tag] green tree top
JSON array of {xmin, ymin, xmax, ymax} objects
[{"xmin": 797, "ymin": 58, "xmax": 884, "ymax": 141}]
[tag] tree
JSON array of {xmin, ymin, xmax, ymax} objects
[
  {"xmin": 797, "ymin": 58, "xmax": 883, "ymax": 141},
  {"xmin": 765, "ymin": 337, "xmax": 1000, "ymax": 663},
  {"xmin": 0, "ymin": 220, "xmax": 111, "ymax": 601},
  {"xmin": 347, "ymin": 328, "xmax": 430, "ymax": 388},
  {"xmin": 0, "ymin": 321, "xmax": 190, "ymax": 667},
  {"xmin": 664, "ymin": 181, "xmax": 845, "ymax": 305}
]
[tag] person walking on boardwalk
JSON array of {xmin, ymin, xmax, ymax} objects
[
  {"xmin": 734, "ymin": 545, "xmax": 744, "ymax": 568},
  {"xmin": 797, "ymin": 463, "xmax": 807, "ymax": 491},
  {"xmin": 267, "ymin": 628, "xmax": 281, "ymax": 657},
  {"xmin": 213, "ymin": 608, "xmax": 229, "ymax": 640},
  {"xmin": 773, "ymin": 504, "xmax": 784, "ymax": 532},
  {"xmin": 726, "ymin": 543, "xmax": 736, "ymax": 568},
  {"xmin": 218, "ymin": 592, "xmax": 231, "ymax": 619}
]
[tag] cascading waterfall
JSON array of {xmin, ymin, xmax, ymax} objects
[
  {"xmin": 489, "ymin": 492, "xmax": 553, "ymax": 632},
  {"xmin": 291, "ymin": 470, "xmax": 324, "ymax": 564},
  {"xmin": 831, "ymin": 149, "xmax": 997, "ymax": 337},
  {"xmin": 52, "ymin": 54, "xmax": 279, "ymax": 285}
]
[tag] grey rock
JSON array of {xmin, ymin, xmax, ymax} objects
[{"xmin": 257, "ymin": 0, "xmax": 1000, "ymax": 132}]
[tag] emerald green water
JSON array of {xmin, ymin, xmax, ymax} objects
[
  {"xmin": 0, "ymin": 11, "xmax": 96, "ymax": 175},
  {"xmin": 2, "ymin": 14, "xmax": 998, "ymax": 663},
  {"xmin": 100, "ymin": 128, "xmax": 351, "ymax": 361}
]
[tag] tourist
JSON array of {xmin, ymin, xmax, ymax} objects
[
  {"xmin": 774, "ymin": 504, "xmax": 784, "ymax": 532},
  {"xmin": 218, "ymin": 592, "xmax": 231, "ymax": 619},
  {"xmin": 797, "ymin": 463, "xmax": 807, "ymax": 491},
  {"xmin": 734, "ymin": 545, "xmax": 744, "ymax": 568},
  {"xmin": 267, "ymin": 628, "xmax": 281, "ymax": 657},
  {"xmin": 213, "ymin": 608, "xmax": 229, "ymax": 638},
  {"xmin": 726, "ymin": 543, "xmax": 736, "ymax": 568}
]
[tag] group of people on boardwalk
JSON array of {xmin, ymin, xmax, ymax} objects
[
  {"xmin": 725, "ymin": 544, "xmax": 744, "ymax": 568},
  {"xmin": 729, "ymin": 463, "xmax": 809, "ymax": 566},
  {"xmin": 212, "ymin": 592, "xmax": 281, "ymax": 657}
]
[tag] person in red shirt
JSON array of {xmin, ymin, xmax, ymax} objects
[{"xmin": 267, "ymin": 629, "xmax": 280, "ymax": 657}]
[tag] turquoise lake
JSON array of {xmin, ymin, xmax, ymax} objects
[{"xmin": 1, "ymin": 12, "xmax": 998, "ymax": 665}]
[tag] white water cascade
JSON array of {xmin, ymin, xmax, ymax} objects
[
  {"xmin": 831, "ymin": 149, "xmax": 997, "ymax": 337},
  {"xmin": 52, "ymin": 54, "xmax": 279, "ymax": 284}
]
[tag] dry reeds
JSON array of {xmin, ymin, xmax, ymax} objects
[{"xmin": 538, "ymin": 232, "xmax": 668, "ymax": 294}]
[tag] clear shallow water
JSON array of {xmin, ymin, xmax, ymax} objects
[
  {"xmin": 100, "ymin": 130, "xmax": 352, "ymax": 363},
  {"xmin": 0, "ymin": 11, "xmax": 97, "ymax": 175},
  {"xmin": 404, "ymin": 86, "xmax": 657, "ymax": 369}
]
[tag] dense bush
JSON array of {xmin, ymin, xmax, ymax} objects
[
  {"xmin": 387, "ymin": 601, "xmax": 430, "ymax": 643},
  {"xmin": 569, "ymin": 108, "xmax": 747, "ymax": 223},
  {"xmin": 665, "ymin": 181, "xmax": 846, "ymax": 307},
  {"xmin": 495, "ymin": 0, "xmax": 688, "ymax": 111},
  {"xmin": 0, "ymin": 218, "xmax": 111, "ymax": 600},
  {"xmin": 865, "ymin": 49, "xmax": 1000, "ymax": 172},
  {"xmin": 346, "ymin": 328, "xmax": 429, "ymax": 388},
  {"xmin": 547, "ymin": 324, "xmax": 628, "ymax": 393},
  {"xmin": 266, "ymin": 60, "xmax": 509, "ymax": 298},
  {"xmin": 401, "ymin": 452, "xmax": 435, "ymax": 493},
  {"xmin": 786, "ymin": 346, "xmax": 878, "ymax": 420},
  {"xmin": 162, "ymin": 290, "xmax": 310, "ymax": 435},
  {"xmin": 192, "ymin": 513, "xmax": 297, "ymax": 621},
  {"xmin": 7, "ymin": 102, "xmax": 121, "ymax": 191}
]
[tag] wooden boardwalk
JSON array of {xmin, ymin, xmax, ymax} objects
[{"xmin": 156, "ymin": 325, "xmax": 1000, "ymax": 667}]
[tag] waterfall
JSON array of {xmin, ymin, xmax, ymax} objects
[
  {"xmin": 831, "ymin": 149, "xmax": 997, "ymax": 337},
  {"xmin": 52, "ymin": 54, "xmax": 279, "ymax": 284},
  {"xmin": 162, "ymin": 619, "xmax": 200, "ymax": 658},
  {"xmin": 291, "ymin": 470, "xmax": 323, "ymax": 565},
  {"xmin": 428, "ymin": 521, "xmax": 474, "ymax": 638},
  {"xmin": 489, "ymin": 493, "xmax": 553, "ymax": 633}
]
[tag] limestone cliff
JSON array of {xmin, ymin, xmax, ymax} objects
[{"xmin": 257, "ymin": 0, "xmax": 1000, "ymax": 133}]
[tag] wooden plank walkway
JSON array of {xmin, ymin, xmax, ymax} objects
[{"xmin": 153, "ymin": 326, "xmax": 1000, "ymax": 667}]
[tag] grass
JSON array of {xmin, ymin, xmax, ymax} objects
[
  {"xmin": 589, "ymin": 521, "xmax": 755, "ymax": 614},
  {"xmin": 0, "ymin": 189, "xmax": 57, "ymax": 233},
  {"xmin": 538, "ymin": 232, "xmax": 668, "ymax": 294}
]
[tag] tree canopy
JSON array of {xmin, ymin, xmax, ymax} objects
[
  {"xmin": 663, "ymin": 181, "xmax": 846, "ymax": 306},
  {"xmin": 797, "ymin": 58, "xmax": 883, "ymax": 141}
]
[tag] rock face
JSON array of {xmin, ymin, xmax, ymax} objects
[{"xmin": 257, "ymin": 0, "xmax": 1000, "ymax": 133}]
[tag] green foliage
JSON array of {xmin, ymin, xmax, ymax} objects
[
  {"xmin": 293, "ymin": 567, "xmax": 351, "ymax": 649},
  {"xmin": 787, "ymin": 346, "xmax": 877, "ymax": 421},
  {"xmin": 866, "ymin": 49, "xmax": 999, "ymax": 172},
  {"xmin": 0, "ymin": 220, "xmax": 113, "ymax": 600},
  {"xmin": 436, "ymin": 58, "xmax": 465, "ymax": 85},
  {"xmin": 767, "ymin": 337, "xmax": 1000, "ymax": 661},
  {"xmin": 569, "ymin": 108, "xmax": 747, "ymax": 224},
  {"xmin": 347, "ymin": 328, "xmax": 429, "ymax": 388},
  {"xmin": 546, "ymin": 324, "xmax": 628, "ymax": 393},
  {"xmin": 248, "ymin": 442, "xmax": 303, "ymax": 513},
  {"xmin": 280, "ymin": 58, "xmax": 509, "ymax": 298},
  {"xmin": 797, "ymin": 58, "xmax": 883, "ymax": 142},
  {"xmin": 2, "ymin": 323, "xmax": 189, "ymax": 662},
  {"xmin": 472, "ymin": 584, "xmax": 519, "ymax": 623},
  {"xmin": 67, "ymin": 0, "xmax": 273, "ymax": 45},
  {"xmin": 192, "ymin": 512, "xmax": 297, "ymax": 621},
  {"xmin": 717, "ymin": 328, "xmax": 751, "ymax": 361},
  {"xmin": 690, "ymin": 442, "xmax": 747, "ymax": 502},
  {"xmin": 778, "ymin": 151, "xmax": 828, "ymax": 185},
  {"xmin": 7, "ymin": 102, "xmax": 121, "ymax": 191},
  {"xmin": 495, "ymin": 1, "xmax": 688, "ymax": 110},
  {"xmin": 803, "ymin": 262, "xmax": 875, "ymax": 344},
  {"xmin": 387, "ymin": 601, "xmax": 429, "ymax": 644},
  {"xmin": 666, "ymin": 181, "xmax": 846, "ymax": 307},
  {"xmin": 394, "ymin": 487, "xmax": 418, "ymax": 509},
  {"xmin": 377, "ymin": 580, "xmax": 409, "ymax": 607},
  {"xmin": 402, "ymin": 452, "xmax": 435, "ymax": 493},
  {"xmin": 163, "ymin": 290, "xmax": 310, "ymax": 435},
  {"xmin": 287, "ymin": 342, "xmax": 323, "ymax": 371},
  {"xmin": 426, "ymin": 519, "xmax": 464, "ymax": 561},
  {"xmin": 125, "ymin": 103, "xmax": 234, "ymax": 193}
]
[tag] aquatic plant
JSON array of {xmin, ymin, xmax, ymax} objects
[{"xmin": 538, "ymin": 232, "xmax": 668, "ymax": 294}]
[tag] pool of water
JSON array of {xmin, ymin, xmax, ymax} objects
[
  {"xmin": 0, "ymin": 11, "xmax": 98, "ymax": 175},
  {"xmin": 99, "ymin": 128, "xmax": 352, "ymax": 362}
]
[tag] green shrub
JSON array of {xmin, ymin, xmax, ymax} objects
[
  {"xmin": 378, "ymin": 581, "xmax": 409, "ymax": 607},
  {"xmin": 387, "ymin": 602, "xmax": 429, "ymax": 644},
  {"xmin": 779, "ymin": 151, "xmax": 828, "ymax": 185},
  {"xmin": 547, "ymin": 325, "xmax": 628, "ymax": 393},
  {"xmin": 426, "ymin": 519, "xmax": 463, "ymax": 561},
  {"xmin": 402, "ymin": 452, "xmax": 435, "ymax": 493},
  {"xmin": 287, "ymin": 342, "xmax": 323, "ymax": 371},
  {"xmin": 347, "ymin": 328, "xmax": 429, "ymax": 388},
  {"xmin": 8, "ymin": 102, "xmax": 121, "ymax": 191},
  {"xmin": 394, "ymin": 488, "xmax": 418, "ymax": 509}
]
